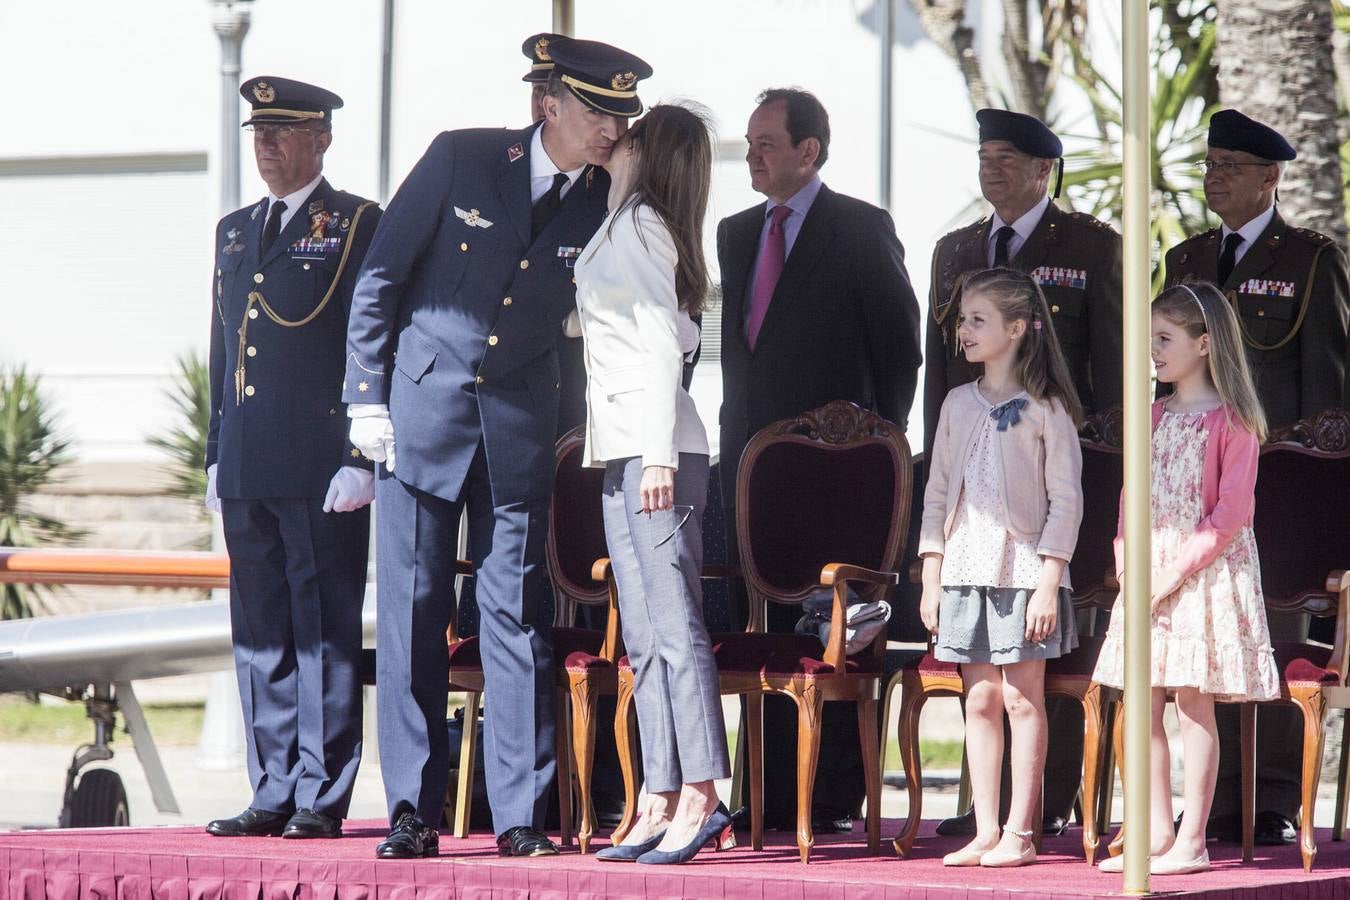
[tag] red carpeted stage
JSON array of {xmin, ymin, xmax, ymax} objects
[{"xmin": 3, "ymin": 819, "xmax": 1350, "ymax": 899}]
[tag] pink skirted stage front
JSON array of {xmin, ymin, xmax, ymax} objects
[{"xmin": 3, "ymin": 818, "xmax": 1350, "ymax": 899}]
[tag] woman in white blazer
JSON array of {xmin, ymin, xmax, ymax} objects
[{"xmin": 569, "ymin": 104, "xmax": 732, "ymax": 866}]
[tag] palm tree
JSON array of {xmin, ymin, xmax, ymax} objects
[
  {"xmin": 0, "ymin": 368, "xmax": 82, "ymax": 619},
  {"xmin": 1215, "ymin": 0, "xmax": 1346, "ymax": 246},
  {"xmin": 148, "ymin": 353, "xmax": 212, "ymax": 503}
]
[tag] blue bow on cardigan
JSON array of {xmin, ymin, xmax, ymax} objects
[{"xmin": 990, "ymin": 397, "xmax": 1028, "ymax": 431}]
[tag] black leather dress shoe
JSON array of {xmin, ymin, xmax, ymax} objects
[
  {"xmin": 935, "ymin": 808, "xmax": 976, "ymax": 837},
  {"xmin": 1042, "ymin": 814, "xmax": 1069, "ymax": 837},
  {"xmin": 206, "ymin": 808, "xmax": 288, "ymax": 837},
  {"xmin": 811, "ymin": 812, "xmax": 855, "ymax": 834},
  {"xmin": 497, "ymin": 826, "xmax": 559, "ymax": 857},
  {"xmin": 376, "ymin": 813, "xmax": 439, "ymax": 859},
  {"xmin": 1254, "ymin": 811, "xmax": 1297, "ymax": 846},
  {"xmin": 283, "ymin": 808, "xmax": 342, "ymax": 839}
]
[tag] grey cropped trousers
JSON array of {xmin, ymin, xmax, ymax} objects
[{"xmin": 601, "ymin": 453, "xmax": 730, "ymax": 793}]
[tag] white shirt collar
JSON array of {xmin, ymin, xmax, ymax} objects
[
  {"xmin": 267, "ymin": 173, "xmax": 324, "ymax": 233},
  {"xmin": 990, "ymin": 195, "xmax": 1050, "ymax": 244},
  {"xmin": 530, "ymin": 125, "xmax": 586, "ymax": 202},
  {"xmin": 1221, "ymin": 202, "xmax": 1277, "ymax": 256}
]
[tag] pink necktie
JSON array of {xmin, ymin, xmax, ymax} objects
[{"xmin": 746, "ymin": 205, "xmax": 791, "ymax": 349}]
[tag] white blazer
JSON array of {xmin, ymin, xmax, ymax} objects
[{"xmin": 568, "ymin": 203, "xmax": 707, "ymax": 469}]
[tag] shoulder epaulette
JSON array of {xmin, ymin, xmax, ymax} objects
[
  {"xmin": 1065, "ymin": 210, "xmax": 1118, "ymax": 234},
  {"xmin": 937, "ymin": 217, "xmax": 987, "ymax": 245},
  {"xmin": 1288, "ymin": 225, "xmax": 1336, "ymax": 249}
]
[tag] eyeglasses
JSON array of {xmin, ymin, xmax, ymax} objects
[
  {"xmin": 633, "ymin": 504, "xmax": 695, "ymax": 549},
  {"xmin": 1198, "ymin": 160, "xmax": 1274, "ymax": 176},
  {"xmin": 245, "ymin": 124, "xmax": 322, "ymax": 139}
]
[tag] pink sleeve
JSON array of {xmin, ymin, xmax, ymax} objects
[
  {"xmin": 1112, "ymin": 488, "xmax": 1125, "ymax": 582},
  {"xmin": 1156, "ymin": 420, "xmax": 1259, "ymax": 595}
]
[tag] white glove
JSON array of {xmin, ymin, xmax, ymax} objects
[
  {"xmin": 348, "ymin": 404, "xmax": 396, "ymax": 473},
  {"xmin": 323, "ymin": 465, "xmax": 376, "ymax": 513},
  {"xmin": 204, "ymin": 464, "xmax": 221, "ymax": 513},
  {"xmin": 562, "ymin": 309, "xmax": 582, "ymax": 338}
]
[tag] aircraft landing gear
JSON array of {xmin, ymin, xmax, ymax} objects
[{"xmin": 58, "ymin": 683, "xmax": 129, "ymax": 827}]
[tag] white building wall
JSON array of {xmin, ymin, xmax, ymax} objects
[{"xmin": 2, "ymin": 0, "xmax": 1001, "ymax": 464}]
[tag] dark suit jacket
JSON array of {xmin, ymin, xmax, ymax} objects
[
  {"xmin": 208, "ymin": 178, "xmax": 381, "ymax": 498},
  {"xmin": 343, "ymin": 123, "xmax": 609, "ymax": 504},
  {"xmin": 716, "ymin": 184, "xmax": 922, "ymax": 509},
  {"xmin": 1164, "ymin": 210, "xmax": 1350, "ymax": 429}
]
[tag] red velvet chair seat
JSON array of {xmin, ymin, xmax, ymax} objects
[
  {"xmin": 1273, "ymin": 640, "xmax": 1336, "ymax": 686},
  {"xmin": 711, "ymin": 631, "xmax": 882, "ymax": 677},
  {"xmin": 447, "ymin": 629, "xmax": 612, "ymax": 674}
]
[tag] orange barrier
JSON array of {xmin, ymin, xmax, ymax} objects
[{"xmin": 0, "ymin": 549, "xmax": 230, "ymax": 590}]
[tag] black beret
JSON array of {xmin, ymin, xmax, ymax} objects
[
  {"xmin": 1207, "ymin": 109, "xmax": 1296, "ymax": 161},
  {"xmin": 521, "ymin": 33, "xmax": 563, "ymax": 84},
  {"xmin": 240, "ymin": 76, "xmax": 342, "ymax": 126},
  {"xmin": 976, "ymin": 108, "xmax": 1063, "ymax": 159},
  {"xmin": 546, "ymin": 37, "xmax": 652, "ymax": 118}
]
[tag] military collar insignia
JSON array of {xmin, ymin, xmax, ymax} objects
[
  {"xmin": 455, "ymin": 206, "xmax": 494, "ymax": 228},
  {"xmin": 507, "ymin": 142, "xmax": 525, "ymax": 163},
  {"xmin": 250, "ymin": 204, "xmax": 263, "ymax": 220},
  {"xmin": 585, "ymin": 167, "xmax": 594, "ymax": 190}
]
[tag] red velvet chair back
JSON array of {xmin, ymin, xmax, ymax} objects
[
  {"xmin": 1255, "ymin": 410, "xmax": 1350, "ymax": 619},
  {"xmin": 546, "ymin": 426, "xmax": 610, "ymax": 625},
  {"xmin": 734, "ymin": 401, "xmax": 912, "ymax": 619},
  {"xmin": 1072, "ymin": 409, "xmax": 1125, "ymax": 610}
]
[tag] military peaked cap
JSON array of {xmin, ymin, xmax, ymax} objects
[
  {"xmin": 521, "ymin": 33, "xmax": 563, "ymax": 83},
  {"xmin": 240, "ymin": 76, "xmax": 342, "ymax": 126},
  {"xmin": 546, "ymin": 37, "xmax": 652, "ymax": 118}
]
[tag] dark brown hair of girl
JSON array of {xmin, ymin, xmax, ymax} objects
[
  {"xmin": 1152, "ymin": 281, "xmax": 1267, "ymax": 441},
  {"xmin": 960, "ymin": 267, "xmax": 1085, "ymax": 427},
  {"xmin": 608, "ymin": 102, "xmax": 713, "ymax": 316}
]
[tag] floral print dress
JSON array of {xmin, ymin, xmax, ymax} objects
[{"xmin": 1093, "ymin": 410, "xmax": 1278, "ymax": 701}]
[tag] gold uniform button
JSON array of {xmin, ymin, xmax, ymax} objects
[
  {"xmin": 244, "ymin": 385, "xmax": 256, "ymax": 397},
  {"xmin": 246, "ymin": 346, "xmax": 257, "ymax": 357},
  {"xmin": 248, "ymin": 308, "xmax": 259, "ymax": 319},
  {"xmin": 519, "ymin": 260, "xmax": 529, "ymax": 270},
  {"xmin": 503, "ymin": 297, "xmax": 513, "ymax": 306},
  {"xmin": 1051, "ymin": 304, "xmax": 1061, "ymax": 314},
  {"xmin": 460, "ymin": 242, "xmax": 469, "ymax": 252},
  {"xmin": 488, "ymin": 335, "xmax": 499, "ymax": 346},
  {"xmin": 253, "ymin": 273, "xmax": 264, "ymax": 284},
  {"xmin": 475, "ymin": 375, "xmax": 485, "ymax": 384}
]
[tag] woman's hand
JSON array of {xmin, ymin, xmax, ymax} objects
[
  {"xmin": 639, "ymin": 465, "xmax": 676, "ymax": 512},
  {"xmin": 1024, "ymin": 585, "xmax": 1058, "ymax": 643},
  {"xmin": 919, "ymin": 554, "xmax": 943, "ymax": 635}
]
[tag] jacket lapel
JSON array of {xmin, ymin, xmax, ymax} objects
[
  {"xmin": 258, "ymin": 178, "xmax": 334, "ymax": 268},
  {"xmin": 752, "ymin": 186, "xmax": 837, "ymax": 352},
  {"xmin": 723, "ymin": 205, "xmax": 765, "ymax": 349},
  {"xmin": 1011, "ymin": 201, "xmax": 1061, "ymax": 276},
  {"xmin": 498, "ymin": 124, "xmax": 537, "ymax": 248},
  {"xmin": 1224, "ymin": 211, "xmax": 1284, "ymax": 291}
]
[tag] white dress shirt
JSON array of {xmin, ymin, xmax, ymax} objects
[
  {"xmin": 987, "ymin": 196, "xmax": 1051, "ymax": 266},
  {"xmin": 266, "ymin": 173, "xmax": 324, "ymax": 233},
  {"xmin": 530, "ymin": 125, "xmax": 585, "ymax": 204},
  {"xmin": 1220, "ymin": 202, "xmax": 1277, "ymax": 268}
]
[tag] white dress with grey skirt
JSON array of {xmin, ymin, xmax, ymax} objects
[{"xmin": 935, "ymin": 396, "xmax": 1078, "ymax": 665}]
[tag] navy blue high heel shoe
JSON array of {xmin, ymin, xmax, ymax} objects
[
  {"xmin": 595, "ymin": 829, "xmax": 667, "ymax": 862},
  {"xmin": 635, "ymin": 803, "xmax": 736, "ymax": 865}
]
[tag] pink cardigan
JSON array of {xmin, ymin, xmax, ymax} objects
[{"xmin": 1113, "ymin": 400, "xmax": 1260, "ymax": 597}]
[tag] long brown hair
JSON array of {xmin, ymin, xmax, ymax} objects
[
  {"xmin": 608, "ymin": 102, "xmax": 713, "ymax": 316},
  {"xmin": 960, "ymin": 267, "xmax": 1084, "ymax": 427},
  {"xmin": 1153, "ymin": 281, "xmax": 1267, "ymax": 441}
]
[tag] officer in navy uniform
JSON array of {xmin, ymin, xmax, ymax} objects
[
  {"xmin": 204, "ymin": 77, "xmax": 382, "ymax": 840},
  {"xmin": 924, "ymin": 109, "xmax": 1123, "ymax": 838},
  {"xmin": 520, "ymin": 32, "xmax": 588, "ymax": 436},
  {"xmin": 344, "ymin": 38, "xmax": 651, "ymax": 860},
  {"xmin": 1165, "ymin": 109, "xmax": 1350, "ymax": 845}
]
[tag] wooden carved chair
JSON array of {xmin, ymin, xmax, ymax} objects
[
  {"xmin": 609, "ymin": 400, "xmax": 911, "ymax": 863},
  {"xmin": 445, "ymin": 426, "xmax": 621, "ymax": 851},
  {"xmin": 887, "ymin": 409, "xmax": 1124, "ymax": 861},
  {"xmin": 1086, "ymin": 409, "xmax": 1350, "ymax": 872},
  {"xmin": 1239, "ymin": 409, "xmax": 1350, "ymax": 871}
]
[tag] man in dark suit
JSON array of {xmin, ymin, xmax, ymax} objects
[
  {"xmin": 1166, "ymin": 109, "xmax": 1350, "ymax": 845},
  {"xmin": 204, "ymin": 77, "xmax": 380, "ymax": 841},
  {"xmin": 925, "ymin": 109, "xmax": 1122, "ymax": 838},
  {"xmin": 344, "ymin": 38, "xmax": 651, "ymax": 860},
  {"xmin": 717, "ymin": 87, "xmax": 922, "ymax": 830}
]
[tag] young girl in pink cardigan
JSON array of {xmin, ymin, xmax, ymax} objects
[
  {"xmin": 920, "ymin": 268, "xmax": 1084, "ymax": 868},
  {"xmin": 1094, "ymin": 282, "xmax": 1278, "ymax": 876}
]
